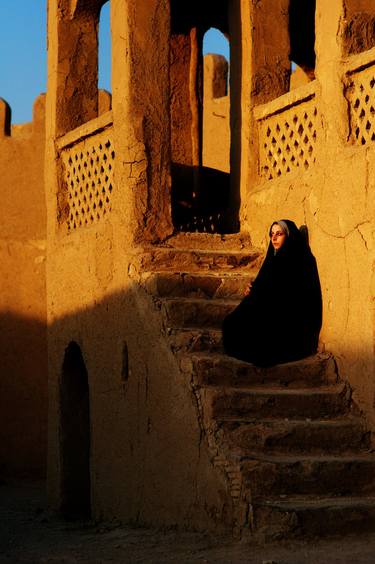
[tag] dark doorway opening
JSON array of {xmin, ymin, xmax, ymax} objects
[
  {"xmin": 60, "ymin": 342, "xmax": 91, "ymax": 519},
  {"xmin": 170, "ymin": 0, "xmax": 238, "ymax": 234}
]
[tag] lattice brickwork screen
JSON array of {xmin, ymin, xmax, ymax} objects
[
  {"xmin": 347, "ymin": 66, "xmax": 375, "ymax": 145},
  {"xmin": 258, "ymin": 98, "xmax": 318, "ymax": 180},
  {"xmin": 60, "ymin": 130, "xmax": 115, "ymax": 230}
]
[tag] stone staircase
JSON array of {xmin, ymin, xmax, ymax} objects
[{"xmin": 141, "ymin": 243, "xmax": 375, "ymax": 540}]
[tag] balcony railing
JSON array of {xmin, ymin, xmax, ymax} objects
[
  {"xmin": 344, "ymin": 46, "xmax": 375, "ymax": 146},
  {"xmin": 254, "ymin": 81, "xmax": 319, "ymax": 181},
  {"xmin": 56, "ymin": 111, "xmax": 114, "ymax": 231}
]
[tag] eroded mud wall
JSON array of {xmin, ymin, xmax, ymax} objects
[
  {"xmin": 45, "ymin": 0, "xmax": 233, "ymax": 532},
  {"xmin": 0, "ymin": 95, "xmax": 47, "ymax": 477},
  {"xmin": 246, "ymin": 0, "xmax": 375, "ymax": 434},
  {"xmin": 342, "ymin": 0, "xmax": 375, "ymax": 56}
]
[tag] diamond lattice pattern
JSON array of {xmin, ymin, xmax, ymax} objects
[
  {"xmin": 259, "ymin": 99, "xmax": 318, "ymax": 180},
  {"xmin": 60, "ymin": 130, "xmax": 115, "ymax": 230},
  {"xmin": 347, "ymin": 66, "xmax": 375, "ymax": 145}
]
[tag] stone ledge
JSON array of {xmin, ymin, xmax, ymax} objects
[
  {"xmin": 254, "ymin": 81, "xmax": 317, "ymax": 121},
  {"xmin": 56, "ymin": 110, "xmax": 113, "ymax": 150}
]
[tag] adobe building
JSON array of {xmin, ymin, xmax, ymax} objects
[
  {"xmin": 0, "ymin": 95, "xmax": 47, "ymax": 478},
  {"xmin": 4, "ymin": 0, "xmax": 375, "ymax": 541}
]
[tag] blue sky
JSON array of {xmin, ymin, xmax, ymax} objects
[{"xmin": 0, "ymin": 1, "xmax": 229, "ymax": 124}]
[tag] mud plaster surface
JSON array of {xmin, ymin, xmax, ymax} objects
[{"xmin": 1, "ymin": 481, "xmax": 375, "ymax": 564}]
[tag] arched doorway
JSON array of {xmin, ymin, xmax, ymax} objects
[{"xmin": 59, "ymin": 342, "xmax": 91, "ymax": 519}]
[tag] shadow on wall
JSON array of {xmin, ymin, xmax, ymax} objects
[
  {"xmin": 0, "ymin": 313, "xmax": 47, "ymax": 479},
  {"xmin": 1, "ymin": 281, "xmax": 237, "ymax": 529},
  {"xmin": 1, "ymin": 277, "xmax": 375, "ymax": 522},
  {"xmin": 0, "ymin": 94, "xmax": 47, "ymax": 480}
]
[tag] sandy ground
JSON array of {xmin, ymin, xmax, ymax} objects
[{"xmin": 1, "ymin": 481, "xmax": 375, "ymax": 564}]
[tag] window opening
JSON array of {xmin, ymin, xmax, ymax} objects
[
  {"xmin": 98, "ymin": 1, "xmax": 112, "ymax": 113},
  {"xmin": 202, "ymin": 28, "xmax": 230, "ymax": 171},
  {"xmin": 289, "ymin": 0, "xmax": 316, "ymax": 90},
  {"xmin": 203, "ymin": 28, "xmax": 230, "ymax": 90}
]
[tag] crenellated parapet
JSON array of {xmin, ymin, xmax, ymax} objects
[
  {"xmin": 0, "ymin": 94, "xmax": 46, "ymax": 140},
  {"xmin": 203, "ymin": 54, "xmax": 228, "ymax": 100},
  {"xmin": 0, "ymin": 98, "xmax": 11, "ymax": 137},
  {"xmin": 0, "ymin": 92, "xmax": 48, "ymax": 479}
]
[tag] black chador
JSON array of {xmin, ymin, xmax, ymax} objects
[{"xmin": 222, "ymin": 220, "xmax": 322, "ymax": 366}]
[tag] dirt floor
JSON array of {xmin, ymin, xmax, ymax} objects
[{"xmin": 1, "ymin": 481, "xmax": 375, "ymax": 564}]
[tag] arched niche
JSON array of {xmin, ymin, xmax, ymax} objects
[{"xmin": 59, "ymin": 341, "xmax": 91, "ymax": 519}]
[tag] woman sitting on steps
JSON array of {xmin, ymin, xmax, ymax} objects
[{"xmin": 222, "ymin": 219, "xmax": 322, "ymax": 367}]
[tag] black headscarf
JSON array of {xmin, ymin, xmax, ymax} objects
[{"xmin": 222, "ymin": 220, "xmax": 322, "ymax": 366}]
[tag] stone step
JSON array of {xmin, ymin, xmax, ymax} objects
[
  {"xmin": 218, "ymin": 416, "xmax": 369, "ymax": 455},
  {"xmin": 140, "ymin": 247, "xmax": 262, "ymax": 274},
  {"xmin": 204, "ymin": 383, "xmax": 350, "ymax": 420},
  {"xmin": 252, "ymin": 496, "xmax": 375, "ymax": 540},
  {"xmin": 170, "ymin": 329, "xmax": 224, "ymax": 354},
  {"xmin": 163, "ymin": 298, "xmax": 237, "ymax": 329},
  {"xmin": 148, "ymin": 272, "xmax": 253, "ymax": 300},
  {"xmin": 184, "ymin": 352, "xmax": 337, "ymax": 388},
  {"xmin": 164, "ymin": 232, "xmax": 253, "ymax": 251},
  {"xmin": 242, "ymin": 453, "xmax": 375, "ymax": 498}
]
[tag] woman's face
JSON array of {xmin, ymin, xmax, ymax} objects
[{"xmin": 270, "ymin": 223, "xmax": 286, "ymax": 251}]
